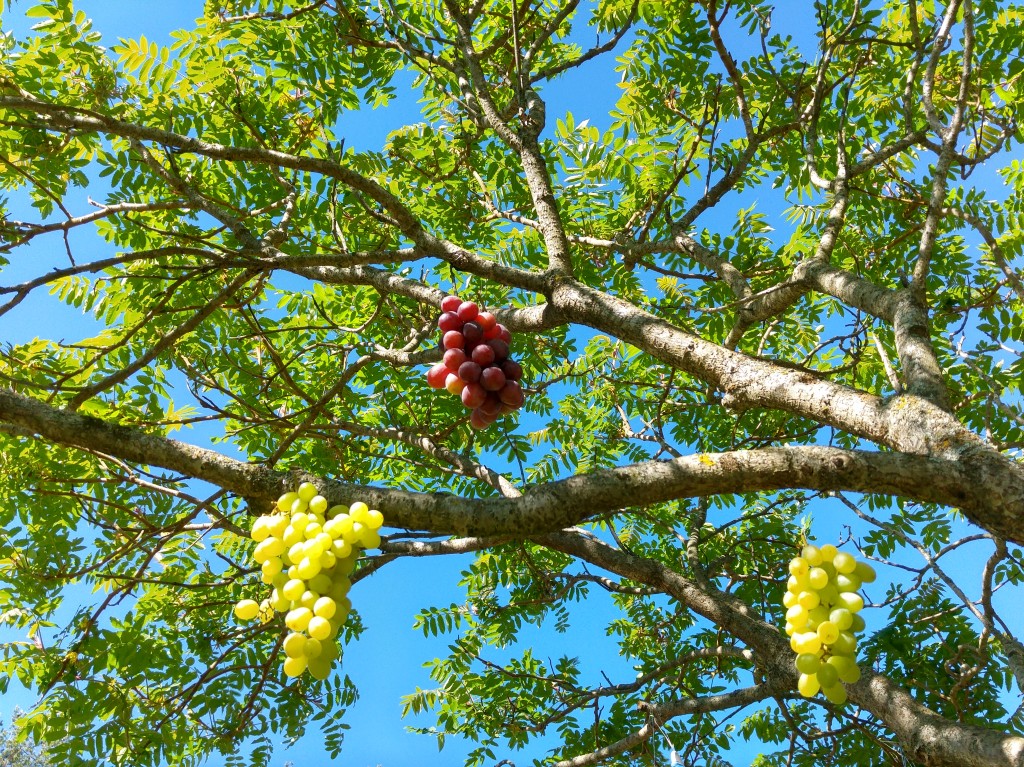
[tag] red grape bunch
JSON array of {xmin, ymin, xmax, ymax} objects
[{"xmin": 424, "ymin": 294, "xmax": 526, "ymax": 430}]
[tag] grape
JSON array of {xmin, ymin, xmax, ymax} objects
[
  {"xmin": 501, "ymin": 359, "xmax": 523, "ymax": 381},
  {"xmin": 816, "ymin": 662, "xmax": 839, "ymax": 688},
  {"xmin": 438, "ymin": 311, "xmax": 462, "ymax": 332},
  {"xmin": 234, "ymin": 599, "xmax": 260, "ymax": 621},
  {"xmin": 458, "ymin": 361, "xmax": 483, "ymax": 383},
  {"xmin": 833, "ymin": 552, "xmax": 857, "ymax": 574},
  {"xmin": 297, "ymin": 483, "xmax": 318, "ymax": 502},
  {"xmin": 821, "ymin": 683, "xmax": 848, "ymax": 705},
  {"xmin": 854, "ymin": 561, "xmax": 877, "ymax": 583},
  {"xmin": 786, "ymin": 604, "xmax": 809, "ymax": 626},
  {"xmin": 797, "ymin": 590, "xmax": 819, "ymax": 609},
  {"xmin": 793, "ymin": 632, "xmax": 822, "ymax": 654},
  {"xmin": 441, "ymin": 295, "xmax": 462, "ymax": 313},
  {"xmin": 827, "ymin": 655, "xmax": 861, "ymax": 683},
  {"xmin": 443, "ymin": 348, "xmax": 467, "ymax": 370},
  {"xmin": 445, "ymin": 373, "xmax": 466, "ymax": 395},
  {"xmin": 358, "ymin": 528, "xmax": 382, "ymax": 550},
  {"xmin": 819, "ymin": 544, "xmax": 838, "ymax": 562},
  {"xmin": 283, "ymin": 632, "xmax": 307, "ymax": 658},
  {"xmin": 782, "ymin": 591, "xmax": 798, "ymax": 609},
  {"xmin": 830, "ymin": 631, "xmax": 857, "ymax": 656},
  {"xmin": 283, "ymin": 656, "xmax": 308, "ymax": 678},
  {"xmin": 286, "ymin": 607, "xmax": 313, "ymax": 632},
  {"xmin": 801, "ymin": 544, "xmax": 823, "ymax": 566},
  {"xmin": 277, "ymin": 492, "xmax": 299, "ymax": 512},
  {"xmin": 469, "ymin": 409, "xmax": 490, "ymax": 430},
  {"xmin": 497, "ymin": 325, "xmax": 511, "ymax": 343},
  {"xmin": 461, "ymin": 383, "xmax": 487, "ymax": 409},
  {"xmin": 836, "ymin": 573, "xmax": 861, "ymax": 592},
  {"xmin": 442, "ymin": 330, "xmax": 465, "ymax": 350},
  {"xmin": 307, "ymin": 616, "xmax": 331, "ymax": 641},
  {"xmin": 795, "ymin": 653, "xmax": 822, "ymax": 674},
  {"xmin": 296, "ymin": 556, "xmax": 321, "ymax": 580},
  {"xmin": 457, "ymin": 301, "xmax": 479, "ymax": 321},
  {"xmin": 829, "ymin": 608, "xmax": 853, "ymax": 631},
  {"xmin": 480, "ymin": 366, "xmax": 506, "ymax": 392},
  {"xmin": 807, "ymin": 567, "xmax": 828, "ymax": 590},
  {"xmin": 836, "ymin": 592, "xmax": 864, "ymax": 613},
  {"xmin": 797, "ymin": 673, "xmax": 821, "ymax": 697},
  {"xmin": 364, "ymin": 509, "xmax": 384, "ymax": 530},
  {"xmin": 471, "ymin": 344, "xmax": 496, "ymax": 367},
  {"xmin": 498, "ymin": 381, "xmax": 524, "ymax": 408},
  {"xmin": 849, "ymin": 613, "xmax": 866, "ymax": 633},
  {"xmin": 789, "ymin": 557, "xmax": 809, "ymax": 577},
  {"xmin": 462, "ymin": 321, "xmax": 483, "ymax": 345},
  {"xmin": 487, "ymin": 338, "xmax": 509, "ymax": 361},
  {"xmin": 816, "ymin": 621, "xmax": 839, "ymax": 645},
  {"xmin": 314, "ymin": 596, "xmax": 337, "ymax": 619},
  {"xmin": 476, "ymin": 311, "xmax": 497, "ymax": 331},
  {"xmin": 308, "ymin": 495, "xmax": 329, "ymax": 516},
  {"xmin": 306, "ymin": 655, "xmax": 332, "ymax": 681},
  {"xmin": 303, "ymin": 637, "xmax": 322, "ymax": 659},
  {"xmin": 250, "ymin": 516, "xmax": 272, "ymax": 542}
]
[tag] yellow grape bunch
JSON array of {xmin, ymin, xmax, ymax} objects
[
  {"xmin": 783, "ymin": 543, "xmax": 876, "ymax": 705},
  {"xmin": 231, "ymin": 481, "xmax": 384, "ymax": 680}
]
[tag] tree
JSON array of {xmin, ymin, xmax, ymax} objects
[
  {"xmin": 0, "ymin": 709, "xmax": 52, "ymax": 767},
  {"xmin": 0, "ymin": 0, "xmax": 1022, "ymax": 765}
]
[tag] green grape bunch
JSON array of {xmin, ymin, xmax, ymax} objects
[
  {"xmin": 232, "ymin": 482, "xmax": 384, "ymax": 680},
  {"xmin": 782, "ymin": 543, "xmax": 876, "ymax": 705}
]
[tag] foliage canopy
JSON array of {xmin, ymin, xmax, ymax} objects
[{"xmin": 1, "ymin": 0, "xmax": 1023, "ymax": 765}]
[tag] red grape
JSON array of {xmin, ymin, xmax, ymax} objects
[
  {"xmin": 501, "ymin": 359, "xmax": 522, "ymax": 381},
  {"xmin": 461, "ymin": 382, "xmax": 486, "ymax": 408},
  {"xmin": 441, "ymin": 295, "xmax": 462, "ymax": 313},
  {"xmin": 499, "ymin": 380, "xmax": 524, "ymax": 407},
  {"xmin": 483, "ymin": 323, "xmax": 501, "ymax": 341},
  {"xmin": 438, "ymin": 312, "xmax": 462, "ymax": 332},
  {"xmin": 497, "ymin": 324, "xmax": 511, "ymax": 343},
  {"xmin": 445, "ymin": 373, "xmax": 466, "ymax": 395},
  {"xmin": 442, "ymin": 330, "xmax": 465, "ymax": 350},
  {"xmin": 444, "ymin": 348, "xmax": 467, "ymax": 370},
  {"xmin": 458, "ymin": 361, "xmax": 482, "ymax": 383},
  {"xmin": 471, "ymin": 344, "xmax": 496, "ymax": 366},
  {"xmin": 480, "ymin": 366, "xmax": 506, "ymax": 392},
  {"xmin": 426, "ymin": 363, "xmax": 448, "ymax": 389},
  {"xmin": 476, "ymin": 311, "xmax": 497, "ymax": 332},
  {"xmin": 462, "ymin": 321, "xmax": 483, "ymax": 346},
  {"xmin": 487, "ymin": 338, "xmax": 509, "ymax": 361},
  {"xmin": 457, "ymin": 301, "xmax": 479, "ymax": 322},
  {"xmin": 469, "ymin": 409, "xmax": 490, "ymax": 430},
  {"xmin": 479, "ymin": 394, "xmax": 502, "ymax": 416}
]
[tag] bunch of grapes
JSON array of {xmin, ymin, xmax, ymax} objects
[
  {"xmin": 232, "ymin": 482, "xmax": 383, "ymax": 680},
  {"xmin": 425, "ymin": 294, "xmax": 526, "ymax": 430},
  {"xmin": 783, "ymin": 543, "xmax": 876, "ymax": 705}
]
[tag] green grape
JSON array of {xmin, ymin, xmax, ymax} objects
[
  {"xmin": 783, "ymin": 591, "xmax": 798, "ymax": 608},
  {"xmin": 850, "ymin": 613, "xmax": 866, "ymax": 633},
  {"xmin": 836, "ymin": 573, "xmax": 861, "ymax": 592},
  {"xmin": 816, "ymin": 662, "xmax": 839, "ymax": 688},
  {"xmin": 801, "ymin": 545, "xmax": 823, "ymax": 566},
  {"xmin": 314, "ymin": 596, "xmax": 337, "ymax": 620},
  {"xmin": 327, "ymin": 504, "xmax": 349, "ymax": 518},
  {"xmin": 837, "ymin": 592, "xmax": 864, "ymax": 613},
  {"xmin": 297, "ymin": 482, "xmax": 318, "ymax": 502},
  {"xmin": 797, "ymin": 590, "xmax": 820, "ymax": 609},
  {"xmin": 283, "ymin": 656, "xmax": 307, "ymax": 678},
  {"xmin": 819, "ymin": 544, "xmax": 838, "ymax": 562},
  {"xmin": 833, "ymin": 551, "xmax": 857, "ymax": 574},
  {"xmin": 308, "ymin": 495, "xmax": 329, "ymax": 515},
  {"xmin": 829, "ymin": 608, "xmax": 853, "ymax": 631},
  {"xmin": 793, "ymin": 632, "xmax": 822, "ymax": 654},
  {"xmin": 303, "ymin": 522, "xmax": 323, "ymax": 541},
  {"xmin": 817, "ymin": 583, "xmax": 840, "ymax": 607},
  {"xmin": 282, "ymin": 525, "xmax": 303, "ymax": 548},
  {"xmin": 299, "ymin": 590, "xmax": 318, "ymax": 610},
  {"xmin": 795, "ymin": 653, "xmax": 822, "ymax": 675},
  {"xmin": 307, "ymin": 573, "xmax": 332, "ymax": 594},
  {"xmin": 817, "ymin": 621, "xmax": 839, "ymax": 645},
  {"xmin": 319, "ymin": 639, "xmax": 340, "ymax": 662},
  {"xmin": 308, "ymin": 616, "xmax": 331, "ymax": 641},
  {"xmin": 807, "ymin": 605, "xmax": 829, "ymax": 627},
  {"xmin": 306, "ymin": 655, "xmax": 332, "ymax": 681},
  {"xmin": 250, "ymin": 516, "xmax": 272, "ymax": 542},
  {"xmin": 277, "ymin": 492, "xmax": 299, "ymax": 512},
  {"xmin": 348, "ymin": 501, "xmax": 370, "ymax": 519},
  {"xmin": 786, "ymin": 604, "xmax": 809, "ymax": 625},
  {"xmin": 789, "ymin": 557, "xmax": 810, "ymax": 577},
  {"xmin": 797, "ymin": 673, "xmax": 820, "ymax": 697},
  {"xmin": 827, "ymin": 655, "xmax": 861, "ymax": 683},
  {"xmin": 285, "ymin": 607, "xmax": 313, "ymax": 632},
  {"xmin": 282, "ymin": 578, "xmax": 305, "ymax": 601},
  {"xmin": 287, "ymin": 542, "xmax": 305, "ymax": 565},
  {"xmin": 854, "ymin": 560, "xmax": 877, "ymax": 583},
  {"xmin": 303, "ymin": 637, "xmax": 322, "ymax": 659},
  {"xmin": 831, "ymin": 631, "xmax": 857, "ymax": 656},
  {"xmin": 268, "ymin": 515, "xmax": 288, "ymax": 539},
  {"xmin": 233, "ymin": 599, "xmax": 260, "ymax": 621},
  {"xmin": 365, "ymin": 509, "xmax": 384, "ymax": 530},
  {"xmin": 290, "ymin": 497, "xmax": 309, "ymax": 516},
  {"xmin": 808, "ymin": 567, "xmax": 828, "ymax": 590},
  {"xmin": 283, "ymin": 632, "xmax": 307, "ymax": 658},
  {"xmin": 296, "ymin": 556, "xmax": 321, "ymax": 580},
  {"xmin": 358, "ymin": 529, "xmax": 382, "ymax": 550},
  {"xmin": 821, "ymin": 683, "xmax": 848, "ymax": 705}
]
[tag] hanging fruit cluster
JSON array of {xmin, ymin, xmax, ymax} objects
[
  {"xmin": 425, "ymin": 294, "xmax": 526, "ymax": 430},
  {"xmin": 232, "ymin": 482, "xmax": 383, "ymax": 680},
  {"xmin": 783, "ymin": 543, "xmax": 876, "ymax": 705}
]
